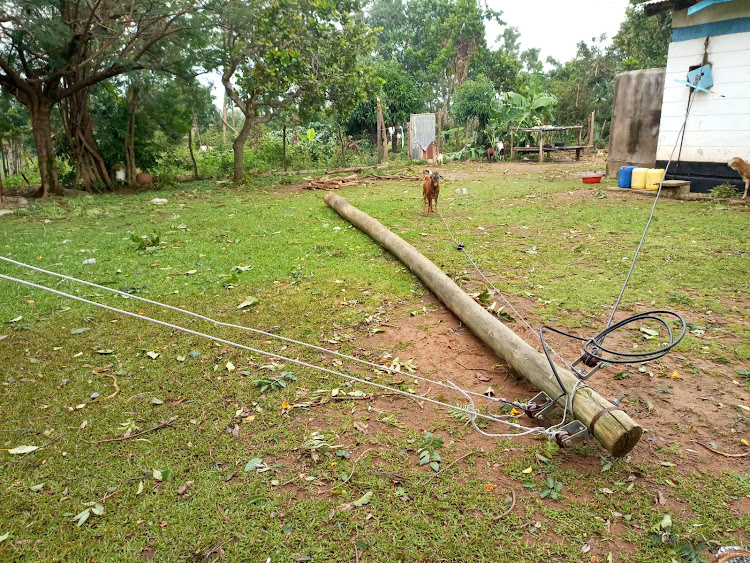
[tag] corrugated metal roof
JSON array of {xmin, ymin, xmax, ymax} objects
[
  {"xmin": 640, "ymin": 0, "xmax": 698, "ymax": 16},
  {"xmin": 411, "ymin": 113, "xmax": 435, "ymax": 152}
]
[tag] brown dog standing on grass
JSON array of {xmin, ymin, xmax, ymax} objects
[
  {"xmin": 486, "ymin": 147, "xmax": 495, "ymax": 162},
  {"xmin": 423, "ymin": 170, "xmax": 440, "ymax": 214},
  {"xmin": 728, "ymin": 157, "xmax": 750, "ymax": 198}
]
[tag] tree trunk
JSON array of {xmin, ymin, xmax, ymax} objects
[
  {"xmin": 283, "ymin": 123, "xmax": 287, "ymax": 172},
  {"xmin": 29, "ymin": 97, "xmax": 61, "ymax": 197},
  {"xmin": 188, "ymin": 128, "xmax": 199, "ymax": 181},
  {"xmin": 392, "ymin": 121, "xmax": 398, "ymax": 154},
  {"xmin": 338, "ymin": 123, "xmax": 346, "ymax": 168},
  {"xmin": 222, "ymin": 93, "xmax": 228, "ymax": 144},
  {"xmin": 60, "ymin": 88, "xmax": 113, "ymax": 192},
  {"xmin": 232, "ymin": 114, "xmax": 253, "ymax": 183},
  {"xmin": 0, "ymin": 138, "xmax": 6, "ymax": 178},
  {"xmin": 125, "ymin": 86, "xmax": 139, "ymax": 187},
  {"xmin": 376, "ymin": 109, "xmax": 382, "ymax": 164}
]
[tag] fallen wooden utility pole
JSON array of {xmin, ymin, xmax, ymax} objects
[{"xmin": 324, "ymin": 193, "xmax": 642, "ymax": 456}]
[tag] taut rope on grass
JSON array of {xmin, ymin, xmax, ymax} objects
[{"xmin": 0, "ymin": 271, "xmax": 560, "ymax": 439}]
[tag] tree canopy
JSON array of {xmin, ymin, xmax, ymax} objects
[{"xmin": 0, "ymin": 0, "xmax": 674, "ymax": 193}]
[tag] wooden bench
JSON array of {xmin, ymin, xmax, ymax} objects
[{"xmin": 511, "ymin": 145, "xmax": 586, "ymax": 161}]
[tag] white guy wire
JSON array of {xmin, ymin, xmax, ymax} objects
[
  {"xmin": 0, "ymin": 272, "xmax": 556, "ymax": 436},
  {"xmin": 0, "ymin": 255, "xmax": 526, "ymax": 409}
]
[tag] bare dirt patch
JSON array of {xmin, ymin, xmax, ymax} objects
[{"xmin": 356, "ymin": 293, "xmax": 750, "ymax": 477}]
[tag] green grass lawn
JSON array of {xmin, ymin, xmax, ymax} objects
[{"xmin": 1, "ymin": 163, "xmax": 749, "ymax": 562}]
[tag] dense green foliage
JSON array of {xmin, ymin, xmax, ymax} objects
[{"xmin": 0, "ymin": 0, "xmax": 673, "ymax": 192}]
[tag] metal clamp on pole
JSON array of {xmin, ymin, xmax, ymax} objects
[
  {"xmin": 524, "ymin": 392, "xmax": 557, "ymax": 420},
  {"xmin": 553, "ymin": 420, "xmax": 590, "ymax": 448},
  {"xmin": 571, "ymin": 352, "xmax": 610, "ymax": 381}
]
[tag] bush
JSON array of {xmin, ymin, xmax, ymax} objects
[{"xmin": 710, "ymin": 183, "xmax": 740, "ymax": 198}]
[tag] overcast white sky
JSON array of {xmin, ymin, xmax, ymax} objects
[
  {"xmin": 206, "ymin": 1, "xmax": 633, "ymax": 106},
  {"xmin": 486, "ymin": 0, "xmax": 632, "ymax": 64}
]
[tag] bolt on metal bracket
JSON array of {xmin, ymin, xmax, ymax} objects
[
  {"xmin": 571, "ymin": 356, "xmax": 611, "ymax": 380},
  {"xmin": 553, "ymin": 420, "xmax": 590, "ymax": 448},
  {"xmin": 525, "ymin": 392, "xmax": 557, "ymax": 420}
]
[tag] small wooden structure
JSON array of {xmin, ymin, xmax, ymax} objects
[
  {"xmin": 510, "ymin": 125, "xmax": 589, "ymax": 163},
  {"xmin": 408, "ymin": 113, "xmax": 436, "ymax": 160}
]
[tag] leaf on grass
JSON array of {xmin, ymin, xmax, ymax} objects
[
  {"xmin": 146, "ymin": 351, "xmax": 160, "ymax": 360},
  {"xmin": 151, "ymin": 397, "xmax": 163, "ymax": 405},
  {"xmin": 226, "ymin": 361, "xmax": 235, "ymax": 372},
  {"xmin": 74, "ymin": 509, "xmax": 90, "ymax": 527},
  {"xmin": 353, "ymin": 422, "xmax": 368, "ymax": 433},
  {"xmin": 30, "ymin": 483, "xmax": 45, "ymax": 492},
  {"xmin": 188, "ymin": 350, "xmax": 201, "ymax": 358},
  {"xmin": 237, "ymin": 296, "xmax": 259, "ymax": 309},
  {"xmin": 152, "ymin": 469, "xmax": 173, "ymax": 482},
  {"xmin": 337, "ymin": 490, "xmax": 374, "ymax": 511},
  {"xmin": 176, "ymin": 355, "xmax": 186, "ymax": 362},
  {"xmin": 136, "ymin": 481, "xmax": 144, "ymax": 495},
  {"xmin": 91, "ymin": 503, "xmax": 104, "ymax": 516},
  {"xmin": 8, "ymin": 445, "xmax": 39, "ymax": 455},
  {"xmin": 244, "ymin": 457, "xmax": 264, "ymax": 472},
  {"xmin": 0, "ymin": 532, "xmax": 8, "ymax": 542},
  {"xmin": 97, "ymin": 349, "xmax": 114, "ymax": 355},
  {"xmin": 8, "ymin": 316, "xmax": 22, "ymax": 323},
  {"xmin": 71, "ymin": 328, "xmax": 90, "ymax": 335}
]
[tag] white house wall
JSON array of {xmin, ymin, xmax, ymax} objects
[{"xmin": 656, "ymin": 31, "xmax": 750, "ymax": 165}]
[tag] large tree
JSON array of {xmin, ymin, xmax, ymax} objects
[
  {"xmin": 610, "ymin": 0, "xmax": 672, "ymax": 71},
  {"xmin": 218, "ymin": 0, "xmax": 373, "ymax": 183},
  {"xmin": 450, "ymin": 74, "xmax": 498, "ymax": 130},
  {"xmin": 0, "ymin": 0, "xmax": 203, "ymax": 196}
]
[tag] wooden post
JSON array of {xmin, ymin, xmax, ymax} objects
[
  {"xmin": 437, "ymin": 109, "xmax": 442, "ymax": 158},
  {"xmin": 538, "ymin": 129, "xmax": 543, "ymax": 163},
  {"xmin": 465, "ymin": 118, "xmax": 470, "ymax": 160},
  {"xmin": 282, "ymin": 122, "xmax": 287, "ymax": 172},
  {"xmin": 324, "ymin": 193, "xmax": 643, "ymax": 457},
  {"xmin": 510, "ymin": 128, "xmax": 514, "ymax": 160},
  {"xmin": 407, "ymin": 118, "xmax": 412, "ymax": 160},
  {"xmin": 376, "ymin": 98, "xmax": 382, "ymax": 164},
  {"xmin": 577, "ymin": 127, "xmax": 582, "ymax": 147},
  {"xmin": 377, "ymin": 98, "xmax": 388, "ymax": 162}
]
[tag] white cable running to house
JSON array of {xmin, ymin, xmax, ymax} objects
[
  {"xmin": 0, "ymin": 272, "xmax": 557, "ymax": 436},
  {"xmin": 0, "ymin": 255, "xmax": 526, "ymax": 410}
]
